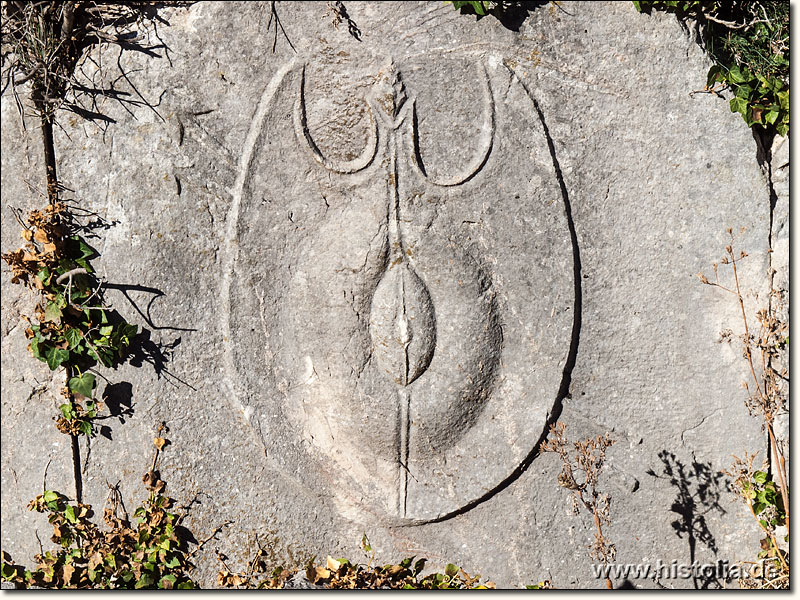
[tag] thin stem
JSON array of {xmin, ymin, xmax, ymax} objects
[
  {"xmin": 767, "ymin": 423, "xmax": 789, "ymax": 534},
  {"xmin": 39, "ymin": 112, "xmax": 59, "ymax": 205},
  {"xmin": 65, "ymin": 364, "xmax": 83, "ymax": 503},
  {"xmin": 730, "ymin": 252, "xmax": 768, "ymax": 406},
  {"xmin": 593, "ymin": 512, "xmax": 613, "ymax": 590}
]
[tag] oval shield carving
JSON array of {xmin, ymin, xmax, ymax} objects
[{"xmin": 222, "ymin": 53, "xmax": 576, "ymax": 523}]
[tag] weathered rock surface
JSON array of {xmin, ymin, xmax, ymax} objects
[{"xmin": 1, "ymin": 1, "xmax": 785, "ymax": 589}]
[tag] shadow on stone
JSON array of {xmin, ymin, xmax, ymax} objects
[
  {"xmin": 127, "ymin": 329, "xmax": 195, "ymax": 391},
  {"xmin": 103, "ymin": 283, "xmax": 196, "ymax": 387},
  {"xmin": 451, "ymin": 1, "xmax": 550, "ymax": 32},
  {"xmin": 97, "ymin": 381, "xmax": 135, "ymax": 439},
  {"xmin": 647, "ymin": 450, "xmax": 729, "ymax": 589}
]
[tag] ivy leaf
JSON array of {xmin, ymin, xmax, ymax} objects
[
  {"xmin": 727, "ymin": 65, "xmax": 749, "ymax": 85},
  {"xmin": 706, "ymin": 65, "xmax": 723, "ymax": 87},
  {"xmin": 68, "ymin": 373, "xmax": 95, "ymax": 399},
  {"xmin": 64, "ymin": 505, "xmax": 77, "ymax": 524},
  {"xmin": 30, "ymin": 337, "xmax": 47, "ymax": 361},
  {"xmin": 67, "ymin": 236, "xmax": 97, "ymax": 261},
  {"xmin": 79, "ymin": 421, "xmax": 92, "ymax": 436},
  {"xmin": 44, "ymin": 301, "xmax": 63, "ymax": 324},
  {"xmin": 64, "ymin": 328, "xmax": 82, "ymax": 349},
  {"xmin": 734, "ymin": 84, "xmax": 754, "ymax": 99},
  {"xmin": 135, "ymin": 573, "xmax": 155, "ymax": 589},
  {"xmin": 45, "ymin": 347, "xmax": 70, "ymax": 371},
  {"xmin": 729, "ymin": 96, "xmax": 749, "ymax": 116},
  {"xmin": 448, "ymin": 1, "xmax": 490, "ymax": 16},
  {"xmin": 764, "ymin": 110, "xmax": 780, "ymax": 125}
]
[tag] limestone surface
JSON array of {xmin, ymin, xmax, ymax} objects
[{"xmin": 1, "ymin": 1, "xmax": 784, "ymax": 589}]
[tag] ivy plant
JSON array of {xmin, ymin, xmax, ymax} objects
[
  {"xmin": 2, "ymin": 203, "xmax": 138, "ymax": 438},
  {"xmin": 633, "ymin": 1, "xmax": 789, "ymax": 135}
]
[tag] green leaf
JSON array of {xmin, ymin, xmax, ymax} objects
[
  {"xmin": 734, "ymin": 84, "xmax": 754, "ymax": 99},
  {"xmin": 400, "ymin": 557, "xmax": 414, "ymax": 569},
  {"xmin": 43, "ymin": 490, "xmax": 58, "ymax": 503},
  {"xmin": 164, "ymin": 557, "xmax": 181, "ymax": 569},
  {"xmin": 64, "ymin": 328, "xmax": 82, "ymax": 349},
  {"xmin": 30, "ymin": 337, "xmax": 47, "ymax": 361},
  {"xmin": 177, "ymin": 581, "xmax": 195, "ymax": 589},
  {"xmin": 448, "ymin": 1, "xmax": 489, "ymax": 16},
  {"xmin": 727, "ymin": 65, "xmax": 749, "ymax": 85},
  {"xmin": 445, "ymin": 563, "xmax": 459, "ymax": 577},
  {"xmin": 74, "ymin": 257, "xmax": 93, "ymax": 272},
  {"xmin": 729, "ymin": 96, "xmax": 748, "ymax": 116},
  {"xmin": 79, "ymin": 420, "xmax": 92, "ymax": 436},
  {"xmin": 706, "ymin": 65, "xmax": 723, "ymax": 87},
  {"xmin": 753, "ymin": 471, "xmax": 768, "ymax": 485},
  {"xmin": 67, "ymin": 236, "xmax": 97, "ymax": 261},
  {"xmin": 64, "ymin": 505, "xmax": 77, "ymax": 524},
  {"xmin": 135, "ymin": 573, "xmax": 155, "ymax": 589},
  {"xmin": 764, "ymin": 110, "xmax": 779, "ymax": 125},
  {"xmin": 45, "ymin": 347, "xmax": 70, "ymax": 371},
  {"xmin": 37, "ymin": 267, "xmax": 51, "ymax": 286},
  {"xmin": 753, "ymin": 501, "xmax": 766, "ymax": 515},
  {"xmin": 60, "ymin": 403, "xmax": 74, "ymax": 420},
  {"xmin": 68, "ymin": 372, "xmax": 96, "ymax": 398},
  {"xmin": 99, "ymin": 325, "xmax": 114, "ymax": 337}
]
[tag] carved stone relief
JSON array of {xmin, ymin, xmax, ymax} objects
[{"xmin": 223, "ymin": 52, "xmax": 576, "ymax": 523}]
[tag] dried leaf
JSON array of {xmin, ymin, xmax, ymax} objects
[
  {"xmin": 153, "ymin": 437, "xmax": 166, "ymax": 450},
  {"xmin": 34, "ymin": 228, "xmax": 50, "ymax": 244},
  {"xmin": 62, "ymin": 562, "xmax": 75, "ymax": 584}
]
